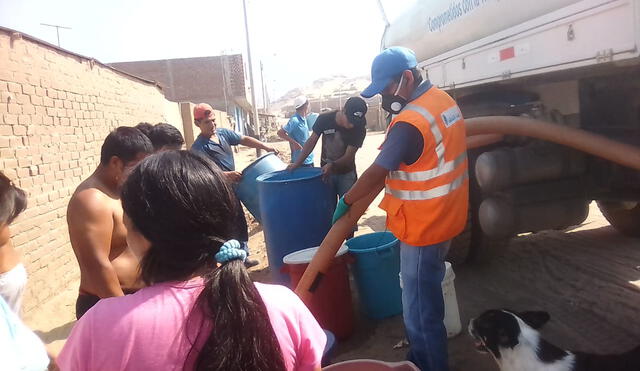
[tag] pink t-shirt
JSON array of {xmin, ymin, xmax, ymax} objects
[{"xmin": 58, "ymin": 279, "xmax": 326, "ymax": 371}]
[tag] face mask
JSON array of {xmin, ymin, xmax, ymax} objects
[{"xmin": 381, "ymin": 74, "xmax": 407, "ymax": 115}]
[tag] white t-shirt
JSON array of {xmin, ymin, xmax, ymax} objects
[
  {"xmin": 0, "ymin": 263, "xmax": 28, "ymax": 314},
  {"xmin": 0, "ymin": 295, "xmax": 49, "ymax": 371}
]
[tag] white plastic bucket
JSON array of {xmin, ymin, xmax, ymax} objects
[{"xmin": 399, "ymin": 261, "xmax": 462, "ymax": 338}]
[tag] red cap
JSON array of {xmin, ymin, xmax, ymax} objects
[{"xmin": 193, "ymin": 103, "xmax": 214, "ymax": 120}]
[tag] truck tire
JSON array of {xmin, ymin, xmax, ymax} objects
[
  {"xmin": 597, "ymin": 200, "xmax": 640, "ymax": 237},
  {"xmin": 448, "ymin": 147, "xmax": 509, "ymax": 264}
]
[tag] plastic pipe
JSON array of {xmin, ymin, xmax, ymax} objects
[
  {"xmin": 295, "ymin": 184, "xmax": 384, "ymax": 304},
  {"xmin": 465, "ymin": 116, "xmax": 640, "ymax": 171},
  {"xmin": 295, "ymin": 116, "xmax": 640, "ymax": 303},
  {"xmin": 466, "ymin": 134, "xmax": 504, "ymax": 149},
  {"xmin": 295, "ymin": 134, "xmax": 504, "ymax": 302}
]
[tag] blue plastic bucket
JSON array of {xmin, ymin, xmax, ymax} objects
[
  {"xmin": 257, "ymin": 168, "xmax": 336, "ymax": 284},
  {"xmin": 236, "ymin": 153, "xmax": 286, "ymax": 223},
  {"xmin": 346, "ymin": 232, "xmax": 402, "ymax": 319}
]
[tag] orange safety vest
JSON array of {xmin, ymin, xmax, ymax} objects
[{"xmin": 379, "ymin": 86, "xmax": 469, "ymax": 246}]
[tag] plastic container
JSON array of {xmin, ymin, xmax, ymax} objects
[
  {"xmin": 283, "ymin": 245, "xmax": 354, "ymax": 340},
  {"xmin": 346, "ymin": 232, "xmax": 402, "ymax": 319},
  {"xmin": 399, "ymin": 261, "xmax": 462, "ymax": 338},
  {"xmin": 442, "ymin": 262, "xmax": 462, "ymax": 337},
  {"xmin": 236, "ymin": 153, "xmax": 286, "ymax": 223},
  {"xmin": 257, "ymin": 168, "xmax": 336, "ymax": 284}
]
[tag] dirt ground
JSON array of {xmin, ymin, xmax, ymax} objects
[{"xmin": 27, "ymin": 132, "xmax": 640, "ymax": 370}]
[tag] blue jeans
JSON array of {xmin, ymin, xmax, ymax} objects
[
  {"xmin": 330, "ymin": 170, "xmax": 357, "ymax": 197},
  {"xmin": 400, "ymin": 240, "xmax": 450, "ymax": 371},
  {"xmin": 331, "ymin": 171, "xmax": 358, "ymax": 235}
]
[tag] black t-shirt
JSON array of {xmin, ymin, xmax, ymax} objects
[{"xmin": 312, "ymin": 111, "xmax": 366, "ymax": 170}]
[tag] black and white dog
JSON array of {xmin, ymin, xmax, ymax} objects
[{"xmin": 468, "ymin": 309, "xmax": 640, "ymax": 371}]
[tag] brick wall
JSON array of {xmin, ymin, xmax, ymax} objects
[
  {"xmin": 0, "ymin": 28, "xmax": 182, "ymax": 318},
  {"xmin": 110, "ymin": 54, "xmax": 247, "ymax": 113}
]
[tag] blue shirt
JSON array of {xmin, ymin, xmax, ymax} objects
[
  {"xmin": 284, "ymin": 113, "xmax": 314, "ymax": 165},
  {"xmin": 191, "ymin": 128, "xmax": 242, "ymax": 171},
  {"xmin": 306, "ymin": 113, "xmax": 319, "ymax": 131}
]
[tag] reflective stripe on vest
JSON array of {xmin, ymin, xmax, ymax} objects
[
  {"xmin": 388, "ymin": 151, "xmax": 467, "ymax": 182},
  {"xmin": 385, "ymin": 171, "xmax": 469, "ymax": 201},
  {"xmin": 403, "ymin": 103, "xmax": 445, "ymax": 167},
  {"xmin": 387, "ymin": 103, "xmax": 466, "ymax": 182}
]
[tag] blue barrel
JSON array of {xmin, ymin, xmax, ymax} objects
[
  {"xmin": 257, "ymin": 168, "xmax": 336, "ymax": 284},
  {"xmin": 346, "ymin": 232, "xmax": 403, "ymax": 319},
  {"xmin": 236, "ymin": 153, "xmax": 286, "ymax": 223}
]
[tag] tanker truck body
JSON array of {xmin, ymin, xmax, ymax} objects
[{"xmin": 384, "ymin": 0, "xmax": 640, "ymax": 260}]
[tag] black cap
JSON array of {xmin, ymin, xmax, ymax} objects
[{"xmin": 344, "ymin": 96, "xmax": 368, "ymax": 126}]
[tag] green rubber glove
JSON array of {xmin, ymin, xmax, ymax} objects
[{"xmin": 332, "ymin": 196, "xmax": 351, "ymax": 225}]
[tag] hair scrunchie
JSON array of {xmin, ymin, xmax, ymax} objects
[{"xmin": 215, "ymin": 239, "xmax": 247, "ymax": 264}]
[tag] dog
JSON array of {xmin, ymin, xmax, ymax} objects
[{"xmin": 468, "ymin": 309, "xmax": 640, "ymax": 371}]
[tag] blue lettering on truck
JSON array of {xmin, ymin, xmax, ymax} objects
[{"xmin": 428, "ymin": 0, "xmax": 493, "ymax": 32}]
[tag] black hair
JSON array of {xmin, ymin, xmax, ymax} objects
[
  {"xmin": 148, "ymin": 123, "xmax": 185, "ymax": 151},
  {"xmin": 135, "ymin": 122, "xmax": 154, "ymax": 138},
  {"xmin": 0, "ymin": 172, "xmax": 27, "ymax": 225},
  {"xmin": 99, "ymin": 127, "xmax": 154, "ymax": 166},
  {"xmin": 121, "ymin": 151, "xmax": 286, "ymax": 371}
]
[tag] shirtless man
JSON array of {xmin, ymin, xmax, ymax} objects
[{"xmin": 67, "ymin": 127, "xmax": 153, "ymax": 319}]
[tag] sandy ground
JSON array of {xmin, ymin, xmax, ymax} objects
[{"xmin": 26, "ymin": 132, "xmax": 640, "ymax": 371}]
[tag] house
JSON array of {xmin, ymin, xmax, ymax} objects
[{"xmin": 110, "ymin": 54, "xmax": 257, "ymax": 135}]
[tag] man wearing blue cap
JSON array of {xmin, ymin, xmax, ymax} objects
[{"xmin": 333, "ymin": 47, "xmax": 469, "ymax": 371}]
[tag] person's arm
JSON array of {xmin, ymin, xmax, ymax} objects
[
  {"xmin": 239, "ymin": 136, "xmax": 278, "ymax": 154},
  {"xmin": 67, "ymin": 191, "xmax": 125, "ymax": 298},
  {"xmin": 327, "ymin": 124, "xmax": 366, "ymax": 175},
  {"xmin": 333, "ymin": 123, "xmax": 422, "ymax": 223},
  {"xmin": 327, "ymin": 145, "xmax": 358, "ymax": 175},
  {"xmin": 223, "ymin": 171, "xmax": 242, "ymax": 183},
  {"xmin": 277, "ymin": 128, "xmax": 302, "ymax": 150},
  {"xmin": 343, "ymin": 163, "xmax": 388, "ymax": 205},
  {"xmin": 288, "ymin": 132, "xmax": 320, "ymax": 171}
]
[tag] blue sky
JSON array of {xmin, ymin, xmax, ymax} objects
[{"xmin": 0, "ymin": 0, "xmax": 416, "ymax": 101}]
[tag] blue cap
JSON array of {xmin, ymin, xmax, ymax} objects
[{"xmin": 361, "ymin": 47, "xmax": 417, "ymax": 98}]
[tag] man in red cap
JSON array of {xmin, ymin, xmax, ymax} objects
[{"xmin": 191, "ymin": 103, "xmax": 278, "ymax": 267}]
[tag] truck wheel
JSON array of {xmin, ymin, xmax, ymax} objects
[
  {"xmin": 448, "ymin": 147, "xmax": 510, "ymax": 264},
  {"xmin": 597, "ymin": 200, "xmax": 640, "ymax": 237}
]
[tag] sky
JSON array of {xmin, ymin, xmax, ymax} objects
[{"xmin": 0, "ymin": 0, "xmax": 416, "ymax": 103}]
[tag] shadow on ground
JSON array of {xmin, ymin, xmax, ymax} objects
[{"xmin": 35, "ymin": 321, "xmax": 76, "ymax": 344}]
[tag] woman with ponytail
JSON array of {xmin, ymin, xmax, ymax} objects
[{"xmin": 58, "ymin": 151, "xmax": 326, "ymax": 371}]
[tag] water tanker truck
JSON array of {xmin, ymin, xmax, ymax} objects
[{"xmin": 383, "ymin": 0, "xmax": 640, "ymax": 261}]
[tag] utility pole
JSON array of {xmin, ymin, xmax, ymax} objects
[
  {"xmin": 242, "ymin": 0, "xmax": 262, "ymax": 156},
  {"xmin": 220, "ymin": 53, "xmax": 230, "ymax": 117},
  {"xmin": 260, "ymin": 61, "xmax": 269, "ymax": 112},
  {"xmin": 40, "ymin": 23, "xmax": 71, "ymax": 47}
]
